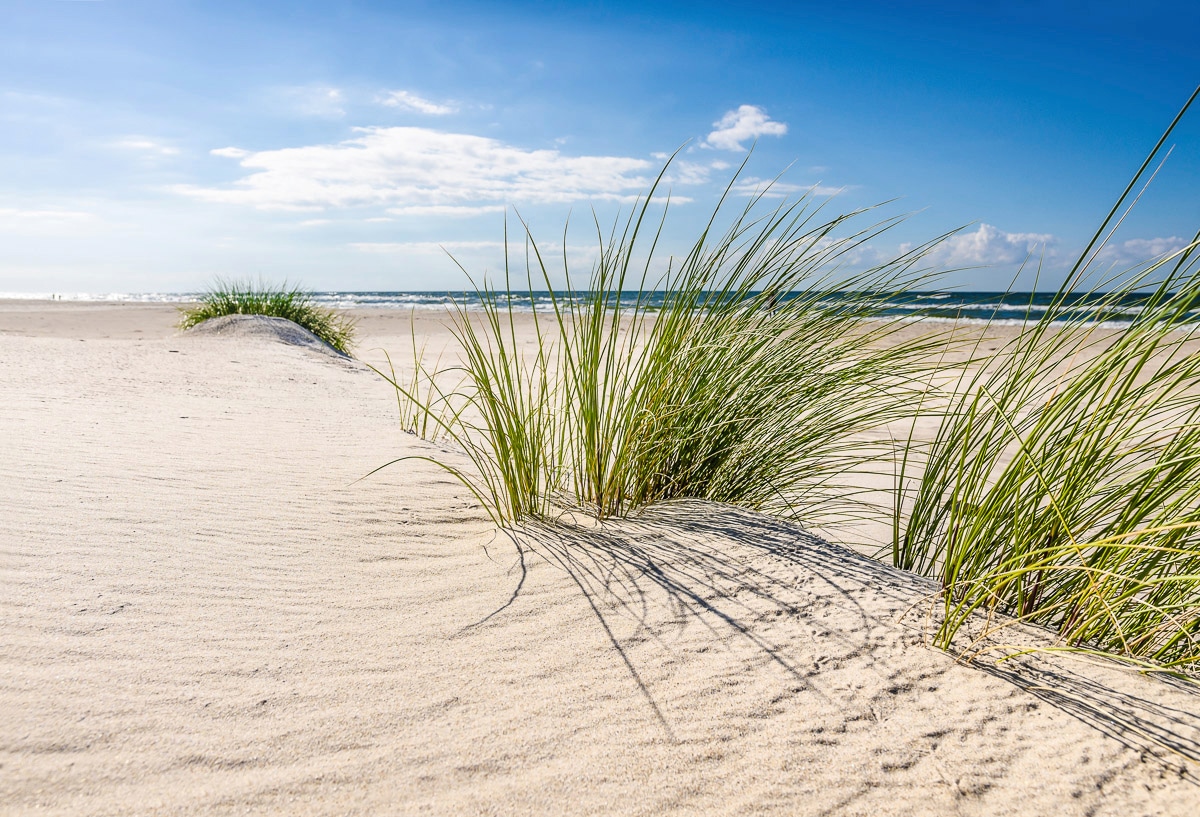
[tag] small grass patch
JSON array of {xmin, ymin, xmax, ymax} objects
[{"xmin": 178, "ymin": 279, "xmax": 357, "ymax": 354}]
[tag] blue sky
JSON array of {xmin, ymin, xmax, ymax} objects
[{"xmin": 2, "ymin": 0, "xmax": 1198, "ymax": 293}]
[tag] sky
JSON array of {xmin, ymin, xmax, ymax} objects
[{"xmin": 2, "ymin": 0, "xmax": 1199, "ymax": 294}]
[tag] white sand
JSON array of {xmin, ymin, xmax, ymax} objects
[{"xmin": 1, "ymin": 300, "xmax": 1198, "ymax": 815}]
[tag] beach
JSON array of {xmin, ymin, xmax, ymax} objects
[{"xmin": 2, "ymin": 299, "xmax": 1198, "ymax": 816}]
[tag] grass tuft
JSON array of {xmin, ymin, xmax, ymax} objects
[
  {"xmin": 379, "ymin": 161, "xmax": 947, "ymax": 529},
  {"xmin": 379, "ymin": 88, "xmax": 1200, "ymax": 681},
  {"xmin": 892, "ymin": 85, "xmax": 1200, "ymax": 677},
  {"xmin": 178, "ymin": 279, "xmax": 357, "ymax": 354},
  {"xmin": 893, "ymin": 254, "xmax": 1200, "ymax": 676}
]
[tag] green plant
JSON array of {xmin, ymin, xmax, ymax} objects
[
  {"xmin": 892, "ymin": 86, "xmax": 1200, "ymax": 677},
  {"xmin": 377, "ymin": 163, "xmax": 948, "ymax": 528},
  {"xmin": 179, "ymin": 279, "xmax": 357, "ymax": 354},
  {"xmin": 380, "ymin": 312, "xmax": 458, "ymax": 439},
  {"xmin": 894, "ymin": 258, "xmax": 1200, "ymax": 675}
]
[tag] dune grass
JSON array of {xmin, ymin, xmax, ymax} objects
[
  {"xmin": 892, "ymin": 257, "xmax": 1200, "ymax": 676},
  {"xmin": 179, "ymin": 279, "xmax": 357, "ymax": 354},
  {"xmin": 892, "ymin": 86, "xmax": 1200, "ymax": 677},
  {"xmin": 379, "ymin": 166, "xmax": 947, "ymax": 528},
  {"xmin": 380, "ymin": 89, "xmax": 1200, "ymax": 680}
]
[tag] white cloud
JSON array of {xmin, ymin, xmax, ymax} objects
[
  {"xmin": 0, "ymin": 90, "xmax": 70, "ymax": 122},
  {"xmin": 113, "ymin": 137, "xmax": 179, "ymax": 156},
  {"xmin": 704, "ymin": 105, "xmax": 788, "ymax": 152},
  {"xmin": 0, "ymin": 208, "xmax": 95, "ymax": 233},
  {"xmin": 377, "ymin": 90, "xmax": 457, "ymax": 115},
  {"xmin": 349, "ymin": 238, "xmax": 601, "ymax": 268},
  {"xmin": 913, "ymin": 224, "xmax": 1057, "ymax": 267},
  {"xmin": 777, "ymin": 234, "xmax": 894, "ymax": 269},
  {"xmin": 211, "ymin": 146, "xmax": 250, "ymax": 159},
  {"xmin": 731, "ymin": 178, "xmax": 847, "ymax": 199},
  {"xmin": 662, "ymin": 161, "xmax": 712, "ymax": 187},
  {"xmin": 1, "ymin": 90, "xmax": 67, "ymax": 105},
  {"xmin": 387, "ymin": 204, "xmax": 507, "ymax": 217},
  {"xmin": 176, "ymin": 126, "xmax": 659, "ymax": 212},
  {"xmin": 1094, "ymin": 236, "xmax": 1192, "ymax": 267},
  {"xmin": 284, "ymin": 85, "xmax": 345, "ymax": 118},
  {"xmin": 350, "ymin": 240, "xmax": 506, "ymax": 254}
]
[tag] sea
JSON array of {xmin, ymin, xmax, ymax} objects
[{"xmin": 5, "ymin": 290, "xmax": 1195, "ymax": 327}]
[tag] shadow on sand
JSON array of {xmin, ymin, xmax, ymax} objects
[{"xmin": 488, "ymin": 499, "xmax": 1199, "ymax": 771}]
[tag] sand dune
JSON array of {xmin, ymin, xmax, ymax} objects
[{"xmin": 1, "ymin": 300, "xmax": 1197, "ymax": 815}]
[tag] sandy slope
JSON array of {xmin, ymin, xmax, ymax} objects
[{"xmin": 1, "ymin": 301, "xmax": 1198, "ymax": 815}]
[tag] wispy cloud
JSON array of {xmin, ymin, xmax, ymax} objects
[
  {"xmin": 0, "ymin": 207, "xmax": 95, "ymax": 233},
  {"xmin": 112, "ymin": 137, "xmax": 179, "ymax": 156},
  {"xmin": 211, "ymin": 146, "xmax": 250, "ymax": 159},
  {"xmin": 661, "ymin": 161, "xmax": 714, "ymax": 188},
  {"xmin": 1, "ymin": 90, "xmax": 68, "ymax": 104},
  {"xmin": 283, "ymin": 85, "xmax": 345, "ymax": 118},
  {"xmin": 911, "ymin": 224, "xmax": 1057, "ymax": 267},
  {"xmin": 377, "ymin": 89, "xmax": 457, "ymax": 115},
  {"xmin": 387, "ymin": 204, "xmax": 507, "ymax": 217},
  {"xmin": 350, "ymin": 240, "xmax": 506, "ymax": 254},
  {"xmin": 704, "ymin": 105, "xmax": 787, "ymax": 152},
  {"xmin": 350, "ymin": 238, "xmax": 601, "ymax": 268},
  {"xmin": 181, "ymin": 126, "xmax": 660, "ymax": 212},
  {"xmin": 731, "ymin": 178, "xmax": 847, "ymax": 199},
  {"xmin": 1093, "ymin": 236, "xmax": 1193, "ymax": 267}
]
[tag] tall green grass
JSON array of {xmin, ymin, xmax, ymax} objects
[
  {"xmin": 381, "ymin": 166, "xmax": 946, "ymax": 527},
  {"xmin": 179, "ymin": 279, "xmax": 357, "ymax": 354},
  {"xmin": 893, "ymin": 86, "xmax": 1200, "ymax": 676},
  {"xmin": 380, "ymin": 89, "xmax": 1200, "ymax": 680},
  {"xmin": 894, "ymin": 257, "xmax": 1200, "ymax": 675}
]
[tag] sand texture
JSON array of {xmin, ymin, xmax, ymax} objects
[
  {"xmin": 2, "ymin": 300, "xmax": 1198, "ymax": 815},
  {"xmin": 183, "ymin": 314, "xmax": 350, "ymax": 359}
]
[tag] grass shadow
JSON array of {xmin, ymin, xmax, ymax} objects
[
  {"xmin": 974, "ymin": 653, "xmax": 1200, "ymax": 772},
  {"xmin": 503, "ymin": 500, "xmax": 931, "ymax": 739},
  {"xmin": 492, "ymin": 499, "xmax": 1199, "ymax": 771}
]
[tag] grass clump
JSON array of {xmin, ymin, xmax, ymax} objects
[
  {"xmin": 381, "ymin": 163, "xmax": 946, "ymax": 529},
  {"xmin": 894, "ymin": 256, "xmax": 1200, "ymax": 676},
  {"xmin": 179, "ymin": 279, "xmax": 357, "ymax": 354},
  {"xmin": 892, "ymin": 86, "xmax": 1200, "ymax": 676},
  {"xmin": 378, "ymin": 90, "xmax": 1200, "ymax": 682}
]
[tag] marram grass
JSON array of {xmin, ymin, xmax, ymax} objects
[
  {"xmin": 893, "ymin": 255, "xmax": 1200, "ymax": 676},
  {"xmin": 178, "ymin": 279, "xmax": 357, "ymax": 355},
  {"xmin": 379, "ymin": 163, "xmax": 948, "ymax": 531},
  {"xmin": 892, "ymin": 85, "xmax": 1200, "ymax": 678},
  {"xmin": 378, "ymin": 87, "xmax": 1200, "ymax": 681}
]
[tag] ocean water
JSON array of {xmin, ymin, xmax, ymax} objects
[{"xmin": 5, "ymin": 290, "xmax": 1196, "ymax": 327}]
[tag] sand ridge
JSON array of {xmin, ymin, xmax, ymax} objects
[
  {"xmin": 183, "ymin": 314, "xmax": 352, "ymax": 359},
  {"xmin": 1, "ymin": 301, "xmax": 1198, "ymax": 815}
]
